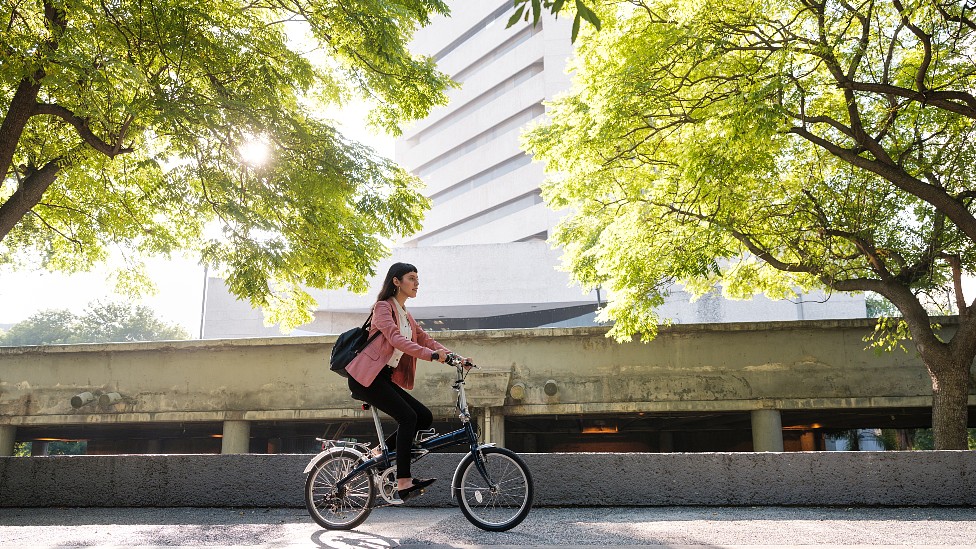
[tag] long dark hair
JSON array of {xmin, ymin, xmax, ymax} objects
[{"xmin": 376, "ymin": 262, "xmax": 417, "ymax": 302}]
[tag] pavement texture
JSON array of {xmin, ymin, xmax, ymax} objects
[{"xmin": 1, "ymin": 506, "xmax": 976, "ymax": 548}]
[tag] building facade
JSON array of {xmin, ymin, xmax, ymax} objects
[{"xmin": 395, "ymin": 0, "xmax": 572, "ymax": 246}]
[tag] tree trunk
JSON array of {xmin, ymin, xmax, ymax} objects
[
  {"xmin": 0, "ymin": 77, "xmax": 42, "ymax": 182},
  {"xmin": 926, "ymin": 357, "xmax": 972, "ymax": 450},
  {"xmin": 0, "ymin": 160, "xmax": 63, "ymax": 240}
]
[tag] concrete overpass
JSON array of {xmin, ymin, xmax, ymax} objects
[{"xmin": 1, "ymin": 317, "xmax": 973, "ymax": 456}]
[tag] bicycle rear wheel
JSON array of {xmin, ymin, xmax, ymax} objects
[
  {"xmin": 304, "ymin": 451, "xmax": 374, "ymax": 530},
  {"xmin": 454, "ymin": 447, "xmax": 533, "ymax": 531}
]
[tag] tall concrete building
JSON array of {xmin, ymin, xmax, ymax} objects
[{"xmin": 395, "ymin": 0, "xmax": 573, "ymax": 246}]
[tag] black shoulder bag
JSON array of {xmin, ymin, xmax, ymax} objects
[{"xmin": 330, "ymin": 312, "xmax": 382, "ymax": 378}]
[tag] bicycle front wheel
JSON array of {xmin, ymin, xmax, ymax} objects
[
  {"xmin": 304, "ymin": 451, "xmax": 374, "ymax": 530},
  {"xmin": 454, "ymin": 447, "xmax": 533, "ymax": 531}
]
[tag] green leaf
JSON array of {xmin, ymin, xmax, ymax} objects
[
  {"xmin": 507, "ymin": 4, "xmax": 527, "ymax": 28},
  {"xmin": 575, "ymin": 0, "xmax": 601, "ymax": 30},
  {"xmin": 532, "ymin": 0, "xmax": 541, "ymax": 25},
  {"xmin": 571, "ymin": 13, "xmax": 581, "ymax": 42}
]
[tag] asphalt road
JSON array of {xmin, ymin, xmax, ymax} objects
[{"xmin": 1, "ymin": 506, "xmax": 975, "ymax": 548}]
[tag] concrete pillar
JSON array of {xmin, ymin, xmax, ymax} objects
[
  {"xmin": 267, "ymin": 437, "xmax": 282, "ymax": 454},
  {"xmin": 221, "ymin": 420, "xmax": 251, "ymax": 454},
  {"xmin": 659, "ymin": 431, "xmax": 674, "ymax": 453},
  {"xmin": 30, "ymin": 441, "xmax": 49, "ymax": 456},
  {"xmin": 0, "ymin": 425, "xmax": 15, "ymax": 457},
  {"xmin": 145, "ymin": 439, "xmax": 162, "ymax": 454},
  {"xmin": 477, "ymin": 409, "xmax": 486, "ymax": 443},
  {"xmin": 751, "ymin": 409, "xmax": 784, "ymax": 452},
  {"xmin": 489, "ymin": 408, "xmax": 505, "ymax": 448},
  {"xmin": 477, "ymin": 408, "xmax": 506, "ymax": 447},
  {"xmin": 800, "ymin": 431, "xmax": 816, "ymax": 451}
]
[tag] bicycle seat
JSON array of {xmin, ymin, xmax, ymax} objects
[{"xmin": 350, "ymin": 391, "xmax": 371, "ymax": 410}]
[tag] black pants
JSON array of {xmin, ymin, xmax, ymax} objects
[{"xmin": 348, "ymin": 367, "xmax": 432, "ymax": 479}]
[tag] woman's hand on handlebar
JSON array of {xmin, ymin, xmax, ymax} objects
[{"xmin": 444, "ymin": 352, "xmax": 475, "ymax": 371}]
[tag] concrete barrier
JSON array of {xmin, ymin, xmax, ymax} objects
[{"xmin": 1, "ymin": 452, "xmax": 974, "ymax": 508}]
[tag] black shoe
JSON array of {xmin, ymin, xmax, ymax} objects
[{"xmin": 396, "ymin": 477, "xmax": 436, "ymax": 501}]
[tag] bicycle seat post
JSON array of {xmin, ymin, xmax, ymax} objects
[{"xmin": 368, "ymin": 403, "xmax": 387, "ymax": 454}]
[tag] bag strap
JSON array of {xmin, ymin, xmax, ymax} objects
[
  {"xmin": 360, "ymin": 311, "xmax": 382, "ymax": 350},
  {"xmin": 361, "ymin": 300, "xmax": 398, "ymax": 350},
  {"xmin": 363, "ymin": 311, "xmax": 380, "ymax": 348}
]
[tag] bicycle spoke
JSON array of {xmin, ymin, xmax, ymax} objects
[
  {"xmin": 304, "ymin": 453, "xmax": 374, "ymax": 530},
  {"xmin": 458, "ymin": 448, "xmax": 532, "ymax": 530}
]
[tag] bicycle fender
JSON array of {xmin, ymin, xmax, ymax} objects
[
  {"xmin": 301, "ymin": 447, "xmax": 365, "ymax": 475},
  {"xmin": 450, "ymin": 443, "xmax": 496, "ymax": 500}
]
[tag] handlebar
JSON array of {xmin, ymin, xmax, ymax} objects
[{"xmin": 445, "ymin": 352, "xmax": 477, "ymax": 369}]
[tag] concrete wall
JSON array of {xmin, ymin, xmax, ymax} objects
[
  {"xmin": 2, "ymin": 451, "xmax": 974, "ymax": 507},
  {"xmin": 2, "ymin": 318, "xmax": 973, "ymax": 432}
]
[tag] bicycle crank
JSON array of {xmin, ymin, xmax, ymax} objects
[{"xmin": 377, "ymin": 466, "xmax": 400, "ymax": 505}]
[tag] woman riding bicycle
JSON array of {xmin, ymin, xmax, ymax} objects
[{"xmin": 344, "ymin": 262, "xmax": 472, "ymax": 503}]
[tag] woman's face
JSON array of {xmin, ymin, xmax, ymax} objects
[{"xmin": 395, "ymin": 271, "xmax": 419, "ymax": 299}]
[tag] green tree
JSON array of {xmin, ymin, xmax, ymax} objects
[
  {"xmin": 0, "ymin": 308, "xmax": 79, "ymax": 345},
  {"xmin": 1, "ymin": 0, "xmax": 451, "ymax": 329},
  {"xmin": 76, "ymin": 301, "xmax": 189, "ymax": 342},
  {"xmin": 908, "ymin": 428, "xmax": 976, "ymax": 450},
  {"xmin": 525, "ymin": 0, "xmax": 976, "ymax": 449},
  {"xmin": 0, "ymin": 301, "xmax": 188, "ymax": 345},
  {"xmin": 13, "ymin": 442, "xmax": 29, "ymax": 457},
  {"xmin": 866, "ymin": 294, "xmax": 900, "ymax": 318}
]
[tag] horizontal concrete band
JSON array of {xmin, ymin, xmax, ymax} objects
[
  {"xmin": 2, "ymin": 451, "xmax": 974, "ymax": 508},
  {"xmin": 9, "ymin": 397, "xmax": 961, "ymax": 427}
]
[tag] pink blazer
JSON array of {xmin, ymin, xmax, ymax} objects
[{"xmin": 344, "ymin": 298, "xmax": 448, "ymax": 390}]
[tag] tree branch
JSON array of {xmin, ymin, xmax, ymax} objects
[
  {"xmin": 27, "ymin": 210, "xmax": 84, "ymax": 249},
  {"xmin": 34, "ymin": 104, "xmax": 134, "ymax": 157},
  {"xmin": 891, "ymin": 0, "xmax": 933, "ymax": 93},
  {"xmin": 842, "ymin": 81, "xmax": 976, "ymax": 119},
  {"xmin": 938, "ymin": 253, "xmax": 967, "ymax": 318},
  {"xmin": 655, "ymin": 190, "xmax": 947, "ymax": 353},
  {"xmin": 788, "ymin": 125, "xmax": 976, "ymax": 243},
  {"xmin": 934, "ymin": 1, "xmax": 976, "ymax": 32},
  {"xmin": 839, "ymin": 0, "xmax": 872, "ymax": 82}
]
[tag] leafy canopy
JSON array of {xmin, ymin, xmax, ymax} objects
[
  {"xmin": 525, "ymin": 0, "xmax": 976, "ymax": 343},
  {"xmin": 0, "ymin": 0, "xmax": 453, "ymax": 329},
  {"xmin": 0, "ymin": 301, "xmax": 189, "ymax": 345}
]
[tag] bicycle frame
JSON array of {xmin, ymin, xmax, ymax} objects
[{"xmin": 332, "ymin": 363, "xmax": 494, "ymax": 493}]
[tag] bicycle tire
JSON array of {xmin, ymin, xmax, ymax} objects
[
  {"xmin": 304, "ymin": 450, "xmax": 375, "ymax": 530},
  {"xmin": 454, "ymin": 447, "xmax": 533, "ymax": 531}
]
